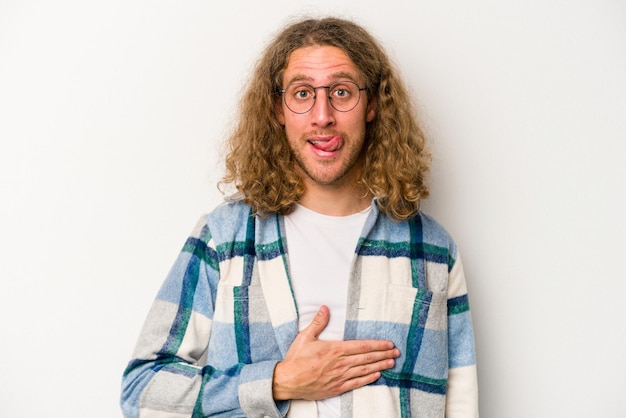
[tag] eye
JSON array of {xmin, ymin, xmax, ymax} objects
[
  {"xmin": 331, "ymin": 84, "xmax": 353, "ymax": 99},
  {"xmin": 292, "ymin": 85, "xmax": 314, "ymax": 100},
  {"xmin": 295, "ymin": 90, "xmax": 310, "ymax": 99}
]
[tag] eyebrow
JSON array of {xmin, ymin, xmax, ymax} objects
[{"xmin": 285, "ymin": 71, "xmax": 359, "ymax": 86}]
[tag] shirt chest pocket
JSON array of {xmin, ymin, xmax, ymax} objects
[{"xmin": 381, "ymin": 284, "xmax": 449, "ymax": 388}]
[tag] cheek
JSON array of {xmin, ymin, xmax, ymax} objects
[
  {"xmin": 348, "ymin": 114, "xmax": 369, "ymax": 136},
  {"xmin": 283, "ymin": 115, "xmax": 305, "ymax": 137},
  {"xmin": 282, "ymin": 120, "xmax": 300, "ymax": 147}
]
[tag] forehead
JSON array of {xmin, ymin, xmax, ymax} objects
[{"xmin": 283, "ymin": 45, "xmax": 362, "ymax": 85}]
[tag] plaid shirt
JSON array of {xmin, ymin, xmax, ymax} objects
[{"xmin": 121, "ymin": 199, "xmax": 478, "ymax": 417}]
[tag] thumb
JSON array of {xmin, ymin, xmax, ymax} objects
[{"xmin": 302, "ymin": 305, "xmax": 330, "ymax": 339}]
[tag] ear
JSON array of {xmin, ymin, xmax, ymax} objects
[
  {"xmin": 275, "ymin": 100, "xmax": 285, "ymax": 125},
  {"xmin": 365, "ymin": 96, "xmax": 377, "ymax": 122}
]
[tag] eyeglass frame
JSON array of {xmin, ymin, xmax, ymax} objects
[{"xmin": 278, "ymin": 80, "xmax": 368, "ymax": 114}]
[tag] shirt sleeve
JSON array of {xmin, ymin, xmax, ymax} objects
[
  {"xmin": 445, "ymin": 253, "xmax": 479, "ymax": 417},
  {"xmin": 120, "ymin": 216, "xmax": 289, "ymax": 418}
]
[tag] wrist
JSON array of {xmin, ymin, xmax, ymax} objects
[{"xmin": 272, "ymin": 361, "xmax": 291, "ymax": 401}]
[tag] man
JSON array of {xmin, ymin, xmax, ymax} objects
[{"xmin": 121, "ymin": 17, "xmax": 478, "ymax": 418}]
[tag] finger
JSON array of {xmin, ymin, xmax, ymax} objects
[
  {"xmin": 339, "ymin": 371, "xmax": 385, "ymax": 393},
  {"xmin": 349, "ymin": 348, "xmax": 400, "ymax": 367},
  {"xmin": 339, "ymin": 339, "xmax": 397, "ymax": 356},
  {"xmin": 300, "ymin": 305, "xmax": 330, "ymax": 339},
  {"xmin": 343, "ymin": 357, "xmax": 397, "ymax": 381}
]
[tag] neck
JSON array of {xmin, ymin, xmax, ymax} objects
[{"xmin": 298, "ymin": 183, "xmax": 373, "ymax": 216}]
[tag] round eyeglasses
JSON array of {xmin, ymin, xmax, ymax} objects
[{"xmin": 279, "ymin": 80, "xmax": 367, "ymax": 114}]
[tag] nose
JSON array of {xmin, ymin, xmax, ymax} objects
[{"xmin": 310, "ymin": 88, "xmax": 335, "ymax": 127}]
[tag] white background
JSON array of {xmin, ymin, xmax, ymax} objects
[{"xmin": 1, "ymin": 1, "xmax": 625, "ymax": 417}]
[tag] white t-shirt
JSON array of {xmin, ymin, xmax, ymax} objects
[{"xmin": 284, "ymin": 204, "xmax": 371, "ymax": 418}]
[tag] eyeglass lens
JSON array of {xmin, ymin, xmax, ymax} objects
[{"xmin": 283, "ymin": 81, "xmax": 363, "ymax": 114}]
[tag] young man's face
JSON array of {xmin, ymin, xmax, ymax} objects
[{"xmin": 276, "ymin": 45, "xmax": 377, "ymax": 190}]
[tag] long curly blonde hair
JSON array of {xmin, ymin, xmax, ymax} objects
[{"xmin": 220, "ymin": 17, "xmax": 430, "ymax": 220}]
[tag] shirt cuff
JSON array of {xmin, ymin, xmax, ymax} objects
[{"xmin": 238, "ymin": 360, "xmax": 290, "ymax": 418}]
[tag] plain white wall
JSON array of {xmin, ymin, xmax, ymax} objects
[{"xmin": 1, "ymin": 1, "xmax": 625, "ymax": 416}]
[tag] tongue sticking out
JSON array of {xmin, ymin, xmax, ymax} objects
[{"xmin": 309, "ymin": 136, "xmax": 341, "ymax": 152}]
